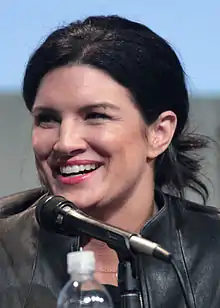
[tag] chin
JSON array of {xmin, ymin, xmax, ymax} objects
[
  {"xmin": 55, "ymin": 191, "xmax": 99, "ymax": 210},
  {"xmin": 48, "ymin": 182, "xmax": 105, "ymax": 210}
]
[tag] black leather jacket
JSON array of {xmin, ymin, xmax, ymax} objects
[{"xmin": 0, "ymin": 188, "xmax": 220, "ymax": 308}]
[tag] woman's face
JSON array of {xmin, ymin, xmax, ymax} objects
[{"xmin": 32, "ymin": 65, "xmax": 154, "ymax": 214}]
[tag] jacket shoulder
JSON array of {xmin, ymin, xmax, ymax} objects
[
  {"xmin": 165, "ymin": 194, "xmax": 220, "ymax": 234},
  {"xmin": 167, "ymin": 193, "xmax": 220, "ymax": 217},
  {"xmin": 0, "ymin": 188, "xmax": 45, "ymax": 218},
  {"xmin": 184, "ymin": 198, "xmax": 220, "ymax": 215},
  {"xmin": 177, "ymin": 197, "xmax": 220, "ymax": 237}
]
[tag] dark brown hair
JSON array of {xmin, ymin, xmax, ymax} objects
[{"xmin": 22, "ymin": 15, "xmax": 209, "ymax": 202}]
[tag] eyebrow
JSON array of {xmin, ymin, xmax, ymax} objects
[
  {"xmin": 80, "ymin": 102, "xmax": 120, "ymax": 111},
  {"xmin": 31, "ymin": 107, "xmax": 58, "ymax": 115},
  {"xmin": 32, "ymin": 102, "xmax": 120, "ymax": 114}
]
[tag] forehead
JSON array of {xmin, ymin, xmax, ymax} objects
[{"xmin": 34, "ymin": 64, "xmax": 134, "ymax": 111}]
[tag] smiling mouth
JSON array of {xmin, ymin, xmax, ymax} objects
[{"xmin": 58, "ymin": 163, "xmax": 100, "ymax": 177}]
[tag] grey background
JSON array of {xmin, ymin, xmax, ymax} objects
[{"xmin": 0, "ymin": 93, "xmax": 219, "ymax": 206}]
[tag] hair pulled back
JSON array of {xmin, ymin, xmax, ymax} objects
[{"xmin": 23, "ymin": 15, "xmax": 209, "ymax": 202}]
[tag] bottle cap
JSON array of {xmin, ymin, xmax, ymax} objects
[{"xmin": 67, "ymin": 251, "xmax": 95, "ymax": 274}]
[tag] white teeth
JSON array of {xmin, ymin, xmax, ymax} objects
[
  {"xmin": 79, "ymin": 165, "xmax": 84, "ymax": 172},
  {"xmin": 60, "ymin": 164, "xmax": 97, "ymax": 175}
]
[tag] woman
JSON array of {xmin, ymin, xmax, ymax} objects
[{"xmin": 0, "ymin": 15, "xmax": 220, "ymax": 308}]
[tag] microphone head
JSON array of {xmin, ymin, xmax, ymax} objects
[
  {"xmin": 35, "ymin": 195, "xmax": 53, "ymax": 225},
  {"xmin": 35, "ymin": 195, "xmax": 77, "ymax": 234}
]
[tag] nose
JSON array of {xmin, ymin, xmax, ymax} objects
[{"xmin": 53, "ymin": 119, "xmax": 87, "ymax": 155}]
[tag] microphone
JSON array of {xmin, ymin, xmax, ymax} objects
[
  {"xmin": 35, "ymin": 195, "xmax": 171, "ymax": 263},
  {"xmin": 35, "ymin": 195, "xmax": 194, "ymax": 308}
]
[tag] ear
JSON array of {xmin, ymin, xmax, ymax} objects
[{"xmin": 146, "ymin": 111, "xmax": 177, "ymax": 160}]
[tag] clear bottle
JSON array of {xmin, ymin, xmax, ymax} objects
[{"xmin": 57, "ymin": 251, "xmax": 114, "ymax": 308}]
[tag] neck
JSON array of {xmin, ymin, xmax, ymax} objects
[
  {"xmin": 83, "ymin": 239, "xmax": 118, "ymax": 273},
  {"xmin": 83, "ymin": 238, "xmax": 119, "ymax": 285}
]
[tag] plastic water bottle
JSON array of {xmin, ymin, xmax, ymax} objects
[{"xmin": 57, "ymin": 251, "xmax": 114, "ymax": 307}]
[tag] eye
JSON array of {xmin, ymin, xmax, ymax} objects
[
  {"xmin": 85, "ymin": 112, "xmax": 111, "ymax": 120},
  {"xmin": 34, "ymin": 112, "xmax": 60, "ymax": 128}
]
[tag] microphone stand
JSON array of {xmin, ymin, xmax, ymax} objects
[{"xmin": 117, "ymin": 253, "xmax": 142, "ymax": 308}]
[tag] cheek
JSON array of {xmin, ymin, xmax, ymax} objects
[
  {"xmin": 89, "ymin": 124, "xmax": 147, "ymax": 160},
  {"xmin": 32, "ymin": 128, "xmax": 56, "ymax": 159}
]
